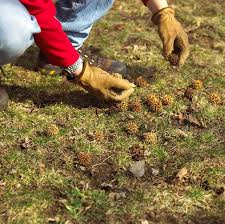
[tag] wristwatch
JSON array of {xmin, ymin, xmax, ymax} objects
[{"xmin": 61, "ymin": 56, "xmax": 83, "ymax": 82}]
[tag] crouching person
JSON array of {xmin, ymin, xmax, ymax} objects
[{"xmin": 0, "ymin": 0, "xmax": 135, "ymax": 111}]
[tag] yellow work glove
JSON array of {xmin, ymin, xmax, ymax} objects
[
  {"xmin": 152, "ymin": 7, "xmax": 190, "ymax": 66},
  {"xmin": 76, "ymin": 61, "xmax": 135, "ymax": 101}
]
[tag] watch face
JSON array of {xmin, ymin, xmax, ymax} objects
[
  {"xmin": 66, "ymin": 73, "xmax": 75, "ymax": 81},
  {"xmin": 62, "ymin": 70, "xmax": 75, "ymax": 82}
]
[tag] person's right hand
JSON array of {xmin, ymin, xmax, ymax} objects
[{"xmin": 76, "ymin": 61, "xmax": 135, "ymax": 101}]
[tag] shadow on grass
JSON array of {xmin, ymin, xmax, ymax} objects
[
  {"xmin": 14, "ymin": 45, "xmax": 39, "ymax": 71},
  {"xmin": 2, "ymin": 84, "xmax": 111, "ymax": 109},
  {"xmin": 126, "ymin": 64, "xmax": 157, "ymax": 82}
]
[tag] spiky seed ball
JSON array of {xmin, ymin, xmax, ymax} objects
[
  {"xmin": 209, "ymin": 93, "xmax": 221, "ymax": 105},
  {"xmin": 161, "ymin": 95, "xmax": 173, "ymax": 106},
  {"xmin": 184, "ymin": 87, "xmax": 195, "ymax": 100},
  {"xmin": 147, "ymin": 94, "xmax": 157, "ymax": 102},
  {"xmin": 126, "ymin": 122, "xmax": 139, "ymax": 135},
  {"xmin": 116, "ymin": 101, "xmax": 129, "ymax": 112},
  {"xmin": 168, "ymin": 53, "xmax": 179, "ymax": 66},
  {"xmin": 135, "ymin": 76, "xmax": 149, "ymax": 87},
  {"xmin": 130, "ymin": 99, "xmax": 142, "ymax": 112},
  {"xmin": 130, "ymin": 145, "xmax": 145, "ymax": 161},
  {"xmin": 46, "ymin": 124, "xmax": 59, "ymax": 136},
  {"xmin": 78, "ymin": 152, "xmax": 92, "ymax": 167},
  {"xmin": 109, "ymin": 101, "xmax": 128, "ymax": 113},
  {"xmin": 108, "ymin": 105, "xmax": 118, "ymax": 113},
  {"xmin": 94, "ymin": 130, "xmax": 105, "ymax": 142},
  {"xmin": 146, "ymin": 94, "xmax": 163, "ymax": 112},
  {"xmin": 192, "ymin": 80, "xmax": 203, "ymax": 90},
  {"xmin": 143, "ymin": 132, "xmax": 158, "ymax": 144},
  {"xmin": 153, "ymin": 100, "xmax": 163, "ymax": 112}
]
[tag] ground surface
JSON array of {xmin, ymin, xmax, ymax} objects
[{"xmin": 0, "ymin": 0, "xmax": 225, "ymax": 223}]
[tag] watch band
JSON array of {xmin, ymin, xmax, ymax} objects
[
  {"xmin": 62, "ymin": 56, "xmax": 84, "ymax": 82},
  {"xmin": 64, "ymin": 56, "xmax": 83, "ymax": 74}
]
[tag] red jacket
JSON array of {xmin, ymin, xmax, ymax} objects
[{"xmin": 20, "ymin": 0, "xmax": 148, "ymax": 67}]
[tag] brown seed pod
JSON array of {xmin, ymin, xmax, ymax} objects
[
  {"xmin": 126, "ymin": 122, "xmax": 139, "ymax": 135},
  {"xmin": 161, "ymin": 95, "xmax": 173, "ymax": 106},
  {"xmin": 130, "ymin": 99, "xmax": 142, "ymax": 112},
  {"xmin": 146, "ymin": 94, "xmax": 163, "ymax": 112},
  {"xmin": 192, "ymin": 80, "xmax": 203, "ymax": 90},
  {"xmin": 168, "ymin": 53, "xmax": 179, "ymax": 66},
  {"xmin": 209, "ymin": 93, "xmax": 221, "ymax": 105},
  {"xmin": 109, "ymin": 101, "xmax": 128, "ymax": 112},
  {"xmin": 46, "ymin": 124, "xmax": 59, "ymax": 136},
  {"xmin": 143, "ymin": 132, "xmax": 158, "ymax": 144},
  {"xmin": 94, "ymin": 130, "xmax": 105, "ymax": 142},
  {"xmin": 130, "ymin": 145, "xmax": 145, "ymax": 161},
  {"xmin": 78, "ymin": 152, "xmax": 92, "ymax": 167},
  {"xmin": 184, "ymin": 87, "xmax": 195, "ymax": 100},
  {"xmin": 116, "ymin": 101, "xmax": 129, "ymax": 112},
  {"xmin": 135, "ymin": 76, "xmax": 149, "ymax": 87}
]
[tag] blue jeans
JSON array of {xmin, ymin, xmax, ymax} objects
[{"xmin": 0, "ymin": 0, "xmax": 114, "ymax": 66}]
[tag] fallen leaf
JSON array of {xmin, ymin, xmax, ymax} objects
[
  {"xmin": 186, "ymin": 114, "xmax": 202, "ymax": 128},
  {"xmin": 176, "ymin": 129, "xmax": 189, "ymax": 138},
  {"xmin": 212, "ymin": 186, "xmax": 224, "ymax": 196},
  {"xmin": 109, "ymin": 192, "xmax": 126, "ymax": 200},
  {"xmin": 20, "ymin": 137, "xmax": 31, "ymax": 150},
  {"xmin": 151, "ymin": 168, "xmax": 159, "ymax": 176},
  {"xmin": 174, "ymin": 113, "xmax": 186, "ymax": 125},
  {"xmin": 0, "ymin": 181, "xmax": 5, "ymax": 188},
  {"xmin": 176, "ymin": 167, "xmax": 188, "ymax": 181},
  {"xmin": 129, "ymin": 161, "xmax": 145, "ymax": 178},
  {"xmin": 174, "ymin": 113, "xmax": 204, "ymax": 128},
  {"xmin": 141, "ymin": 219, "xmax": 149, "ymax": 224},
  {"xmin": 9, "ymin": 169, "xmax": 17, "ymax": 175}
]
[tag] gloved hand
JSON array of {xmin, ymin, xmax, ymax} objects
[
  {"xmin": 76, "ymin": 61, "xmax": 135, "ymax": 101},
  {"xmin": 152, "ymin": 7, "xmax": 190, "ymax": 66}
]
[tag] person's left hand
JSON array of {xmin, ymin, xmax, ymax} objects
[{"xmin": 152, "ymin": 7, "xmax": 190, "ymax": 66}]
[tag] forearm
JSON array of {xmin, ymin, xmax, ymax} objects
[
  {"xmin": 146, "ymin": 0, "xmax": 168, "ymax": 14},
  {"xmin": 20, "ymin": 0, "xmax": 80, "ymax": 68}
]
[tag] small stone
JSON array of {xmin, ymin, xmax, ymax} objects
[{"xmin": 129, "ymin": 161, "xmax": 145, "ymax": 178}]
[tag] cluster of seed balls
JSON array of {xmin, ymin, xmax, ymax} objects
[
  {"xmin": 110, "ymin": 76, "xmax": 174, "ymax": 114},
  {"xmin": 44, "ymin": 78, "xmax": 222, "ymax": 166},
  {"xmin": 110, "ymin": 93, "xmax": 173, "ymax": 114},
  {"xmin": 185, "ymin": 80, "xmax": 222, "ymax": 104},
  {"xmin": 126, "ymin": 122, "xmax": 158, "ymax": 143}
]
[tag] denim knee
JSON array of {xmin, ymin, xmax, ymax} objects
[
  {"xmin": 0, "ymin": 0, "xmax": 40, "ymax": 65},
  {"xmin": 56, "ymin": 0, "xmax": 115, "ymax": 49}
]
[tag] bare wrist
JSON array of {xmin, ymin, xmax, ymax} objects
[{"xmin": 147, "ymin": 0, "xmax": 168, "ymax": 14}]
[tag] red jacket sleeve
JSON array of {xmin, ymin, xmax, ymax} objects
[{"xmin": 19, "ymin": 0, "xmax": 80, "ymax": 67}]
